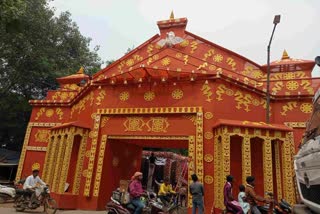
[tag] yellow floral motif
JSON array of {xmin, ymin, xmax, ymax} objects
[
  {"xmin": 82, "ymin": 169, "xmax": 88, "ymax": 178},
  {"xmin": 126, "ymin": 59, "xmax": 134, "ymax": 67},
  {"xmin": 204, "ymin": 112, "xmax": 213, "ymax": 120},
  {"xmin": 252, "ymin": 99, "xmax": 260, "ymax": 106},
  {"xmin": 204, "ymin": 175, "xmax": 213, "ymax": 184},
  {"xmin": 284, "ymin": 72, "xmax": 295, "ymax": 79},
  {"xmin": 45, "ymin": 109, "xmax": 54, "ymax": 117},
  {"xmin": 252, "ymin": 71, "xmax": 262, "ymax": 79},
  {"xmin": 34, "ymin": 130, "xmax": 50, "ymax": 143},
  {"xmin": 172, "ymin": 89, "xmax": 183, "ymax": 100},
  {"xmin": 175, "ymin": 53, "xmax": 182, "ymax": 58},
  {"xmin": 213, "ymin": 54, "xmax": 223, "ymax": 63},
  {"xmin": 286, "ymin": 81, "xmax": 299, "ymax": 91},
  {"xmin": 226, "ymin": 89, "xmax": 234, "ymax": 96},
  {"xmin": 85, "ymin": 151, "xmax": 91, "ymax": 158},
  {"xmin": 180, "ymin": 40, "xmax": 189, "ymax": 47},
  {"xmin": 204, "ymin": 132, "xmax": 213, "ymax": 139},
  {"xmin": 144, "ymin": 91, "xmax": 155, "ymax": 101},
  {"xmin": 124, "ymin": 117, "xmax": 145, "ymax": 131},
  {"xmin": 204, "ymin": 154, "xmax": 213, "ymax": 162},
  {"xmin": 161, "ymin": 57, "xmax": 171, "ymax": 66},
  {"xmin": 119, "ymin": 91, "xmax": 130, "ymax": 101},
  {"xmin": 300, "ymin": 103, "xmax": 313, "ymax": 114}
]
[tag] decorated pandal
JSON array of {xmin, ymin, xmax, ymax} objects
[{"xmin": 16, "ymin": 13, "xmax": 320, "ymax": 212}]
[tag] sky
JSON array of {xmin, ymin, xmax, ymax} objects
[{"xmin": 50, "ymin": 0, "xmax": 320, "ymax": 76}]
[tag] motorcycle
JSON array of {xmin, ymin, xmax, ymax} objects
[
  {"xmin": 106, "ymin": 190, "xmax": 155, "ymax": 214},
  {"xmin": 257, "ymin": 192, "xmax": 292, "ymax": 214},
  {"xmin": 14, "ymin": 185, "xmax": 57, "ymax": 214}
]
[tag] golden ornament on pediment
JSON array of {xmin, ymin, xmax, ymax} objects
[
  {"xmin": 175, "ymin": 53, "xmax": 182, "ymax": 58},
  {"xmin": 161, "ymin": 57, "xmax": 171, "ymax": 66},
  {"xmin": 300, "ymin": 103, "xmax": 313, "ymax": 114},
  {"xmin": 204, "ymin": 175, "xmax": 213, "ymax": 184},
  {"xmin": 204, "ymin": 154, "xmax": 213, "ymax": 162},
  {"xmin": 180, "ymin": 40, "xmax": 189, "ymax": 47},
  {"xmin": 45, "ymin": 109, "xmax": 54, "ymax": 117},
  {"xmin": 172, "ymin": 89, "xmax": 183, "ymax": 100},
  {"xmin": 34, "ymin": 130, "xmax": 49, "ymax": 143},
  {"xmin": 146, "ymin": 117, "xmax": 169, "ymax": 133},
  {"xmin": 144, "ymin": 91, "xmax": 155, "ymax": 101},
  {"xmin": 82, "ymin": 169, "xmax": 88, "ymax": 178},
  {"xmin": 124, "ymin": 117, "xmax": 145, "ymax": 131},
  {"xmin": 204, "ymin": 112, "xmax": 213, "ymax": 120},
  {"xmin": 286, "ymin": 81, "xmax": 299, "ymax": 91},
  {"xmin": 119, "ymin": 91, "xmax": 130, "ymax": 101},
  {"xmin": 209, "ymin": 65, "xmax": 216, "ymax": 71},
  {"xmin": 126, "ymin": 59, "xmax": 134, "ymax": 67},
  {"xmin": 213, "ymin": 54, "xmax": 223, "ymax": 63},
  {"xmin": 153, "ymin": 54, "xmax": 159, "ymax": 60},
  {"xmin": 112, "ymin": 157, "xmax": 119, "ymax": 167},
  {"xmin": 204, "ymin": 132, "xmax": 213, "ymax": 140},
  {"xmin": 252, "ymin": 99, "xmax": 260, "ymax": 106},
  {"xmin": 225, "ymin": 89, "xmax": 234, "ymax": 96}
]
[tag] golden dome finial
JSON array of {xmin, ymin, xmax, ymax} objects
[
  {"xmin": 77, "ymin": 66, "xmax": 84, "ymax": 74},
  {"xmin": 282, "ymin": 49, "xmax": 290, "ymax": 60},
  {"xmin": 170, "ymin": 11, "xmax": 174, "ymax": 20}
]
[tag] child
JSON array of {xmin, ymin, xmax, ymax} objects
[{"xmin": 238, "ymin": 184, "xmax": 250, "ymax": 214}]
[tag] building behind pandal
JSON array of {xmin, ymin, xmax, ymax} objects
[{"xmin": 16, "ymin": 13, "xmax": 320, "ymax": 212}]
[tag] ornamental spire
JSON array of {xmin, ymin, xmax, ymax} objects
[
  {"xmin": 77, "ymin": 66, "xmax": 84, "ymax": 74},
  {"xmin": 282, "ymin": 49, "xmax": 290, "ymax": 60},
  {"xmin": 170, "ymin": 11, "xmax": 174, "ymax": 20}
]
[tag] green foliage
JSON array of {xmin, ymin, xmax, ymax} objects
[{"xmin": 0, "ymin": 0, "xmax": 102, "ymax": 150}]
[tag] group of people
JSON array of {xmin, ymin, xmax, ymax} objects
[
  {"xmin": 224, "ymin": 175, "xmax": 272, "ymax": 214},
  {"xmin": 128, "ymin": 171, "xmax": 204, "ymax": 214}
]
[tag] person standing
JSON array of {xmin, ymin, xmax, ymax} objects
[
  {"xmin": 223, "ymin": 175, "xmax": 243, "ymax": 214},
  {"xmin": 189, "ymin": 174, "xmax": 204, "ymax": 214},
  {"xmin": 129, "ymin": 172, "xmax": 145, "ymax": 214}
]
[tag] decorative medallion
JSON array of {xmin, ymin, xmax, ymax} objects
[
  {"xmin": 124, "ymin": 117, "xmax": 145, "ymax": 131},
  {"xmin": 204, "ymin": 154, "xmax": 213, "ymax": 162},
  {"xmin": 204, "ymin": 112, "xmax": 213, "ymax": 120},
  {"xmin": 300, "ymin": 103, "xmax": 313, "ymax": 114},
  {"xmin": 144, "ymin": 91, "xmax": 155, "ymax": 101},
  {"xmin": 252, "ymin": 99, "xmax": 260, "ymax": 106},
  {"xmin": 85, "ymin": 150, "xmax": 91, "ymax": 158},
  {"xmin": 112, "ymin": 157, "xmax": 119, "ymax": 167},
  {"xmin": 82, "ymin": 169, "xmax": 88, "ymax": 178},
  {"xmin": 175, "ymin": 53, "xmax": 182, "ymax": 58},
  {"xmin": 204, "ymin": 175, "xmax": 213, "ymax": 184},
  {"xmin": 286, "ymin": 81, "xmax": 299, "ymax": 91},
  {"xmin": 32, "ymin": 162, "xmax": 40, "ymax": 171},
  {"xmin": 204, "ymin": 132, "xmax": 213, "ymax": 140},
  {"xmin": 209, "ymin": 65, "xmax": 216, "ymax": 71},
  {"xmin": 180, "ymin": 40, "xmax": 189, "ymax": 47},
  {"xmin": 161, "ymin": 57, "xmax": 171, "ymax": 66},
  {"xmin": 213, "ymin": 54, "xmax": 223, "ymax": 63},
  {"xmin": 146, "ymin": 117, "xmax": 169, "ymax": 133},
  {"xmin": 225, "ymin": 89, "xmax": 234, "ymax": 96},
  {"xmin": 119, "ymin": 91, "xmax": 130, "ymax": 101},
  {"xmin": 172, "ymin": 89, "xmax": 184, "ymax": 100},
  {"xmin": 34, "ymin": 130, "xmax": 49, "ymax": 143},
  {"xmin": 45, "ymin": 109, "xmax": 54, "ymax": 117},
  {"xmin": 252, "ymin": 71, "xmax": 262, "ymax": 78},
  {"xmin": 126, "ymin": 59, "xmax": 134, "ymax": 67}
]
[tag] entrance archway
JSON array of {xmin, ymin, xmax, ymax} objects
[{"xmin": 95, "ymin": 135, "xmax": 194, "ymax": 209}]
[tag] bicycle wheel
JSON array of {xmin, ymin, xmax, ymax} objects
[{"xmin": 44, "ymin": 197, "xmax": 57, "ymax": 214}]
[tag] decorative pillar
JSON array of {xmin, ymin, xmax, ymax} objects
[
  {"xmin": 58, "ymin": 130, "xmax": 75, "ymax": 194},
  {"xmin": 195, "ymin": 112, "xmax": 204, "ymax": 183},
  {"xmin": 84, "ymin": 114, "xmax": 101, "ymax": 196},
  {"xmin": 214, "ymin": 131, "xmax": 223, "ymax": 209},
  {"xmin": 42, "ymin": 135, "xmax": 53, "ymax": 182},
  {"xmin": 188, "ymin": 135, "xmax": 195, "ymax": 208},
  {"xmin": 282, "ymin": 133, "xmax": 295, "ymax": 204},
  {"xmin": 46, "ymin": 134, "xmax": 59, "ymax": 186},
  {"xmin": 263, "ymin": 134, "xmax": 273, "ymax": 194},
  {"xmin": 221, "ymin": 128, "xmax": 230, "ymax": 181},
  {"xmin": 93, "ymin": 135, "xmax": 108, "ymax": 197},
  {"xmin": 274, "ymin": 140, "xmax": 282, "ymax": 200},
  {"xmin": 52, "ymin": 133, "xmax": 67, "ymax": 192},
  {"xmin": 242, "ymin": 129, "xmax": 251, "ymax": 183},
  {"xmin": 16, "ymin": 123, "xmax": 32, "ymax": 181},
  {"xmin": 72, "ymin": 132, "xmax": 88, "ymax": 195}
]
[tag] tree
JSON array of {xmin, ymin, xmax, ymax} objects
[{"xmin": 0, "ymin": 0, "xmax": 102, "ymax": 150}]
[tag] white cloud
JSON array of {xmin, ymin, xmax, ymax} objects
[{"xmin": 50, "ymin": 0, "xmax": 320, "ymax": 75}]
